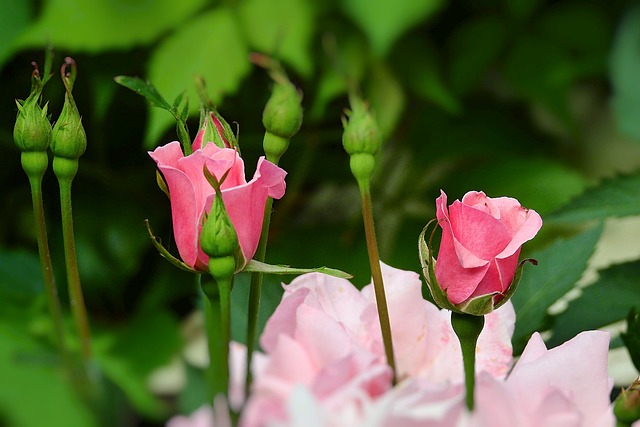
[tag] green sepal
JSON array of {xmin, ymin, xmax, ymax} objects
[
  {"xmin": 243, "ymin": 259, "xmax": 352, "ymax": 279},
  {"xmin": 155, "ymin": 171, "xmax": 170, "ymax": 199},
  {"xmin": 456, "ymin": 293, "xmax": 498, "ymax": 316},
  {"xmin": 144, "ymin": 219, "xmax": 197, "ymax": 273},
  {"xmin": 418, "ymin": 220, "xmax": 460, "ymax": 313},
  {"xmin": 493, "ymin": 258, "xmax": 537, "ymax": 311}
]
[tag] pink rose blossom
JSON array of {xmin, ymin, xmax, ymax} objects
[
  {"xmin": 435, "ymin": 190, "xmax": 543, "ymax": 306},
  {"xmin": 241, "ymin": 263, "xmax": 514, "ymax": 427},
  {"xmin": 149, "ymin": 129, "xmax": 286, "ymax": 271}
]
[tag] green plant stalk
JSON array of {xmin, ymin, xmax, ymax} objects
[
  {"xmin": 57, "ymin": 173, "xmax": 91, "ymax": 360},
  {"xmin": 245, "ymin": 194, "xmax": 274, "ymax": 396},
  {"xmin": 201, "ymin": 275, "xmax": 233, "ymax": 398},
  {"xmin": 27, "ymin": 172, "xmax": 66, "ymax": 354},
  {"xmin": 245, "ymin": 140, "xmax": 286, "ymax": 397},
  {"xmin": 360, "ymin": 187, "xmax": 396, "ymax": 383},
  {"xmin": 450, "ymin": 312, "xmax": 485, "ymax": 411}
]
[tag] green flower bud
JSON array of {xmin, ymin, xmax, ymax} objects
[
  {"xmin": 51, "ymin": 94, "xmax": 86, "ymax": 160},
  {"xmin": 199, "ymin": 109, "xmax": 237, "ymax": 150},
  {"xmin": 262, "ymin": 80, "xmax": 303, "ymax": 140},
  {"xmin": 342, "ymin": 97, "xmax": 382, "ymax": 157},
  {"xmin": 615, "ymin": 379, "xmax": 640, "ymax": 424},
  {"xmin": 51, "ymin": 58, "xmax": 86, "ymax": 161},
  {"xmin": 200, "ymin": 192, "xmax": 241, "ymax": 279},
  {"xmin": 14, "ymin": 97, "xmax": 52, "ymax": 153}
]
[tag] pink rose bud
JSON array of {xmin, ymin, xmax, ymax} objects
[
  {"xmin": 197, "ymin": 109, "xmax": 237, "ymax": 150},
  {"xmin": 421, "ymin": 190, "xmax": 542, "ymax": 315},
  {"xmin": 149, "ymin": 138, "xmax": 286, "ymax": 272}
]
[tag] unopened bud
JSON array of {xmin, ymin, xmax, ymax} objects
[
  {"xmin": 262, "ymin": 80, "xmax": 303, "ymax": 140},
  {"xmin": 51, "ymin": 93, "xmax": 86, "ymax": 161},
  {"xmin": 342, "ymin": 97, "xmax": 381, "ymax": 187},
  {"xmin": 615, "ymin": 379, "xmax": 640, "ymax": 424},
  {"xmin": 198, "ymin": 109, "xmax": 237, "ymax": 150},
  {"xmin": 200, "ymin": 192, "xmax": 241, "ymax": 279},
  {"xmin": 14, "ymin": 97, "xmax": 52, "ymax": 154}
]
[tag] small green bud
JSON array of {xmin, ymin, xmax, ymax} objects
[
  {"xmin": 262, "ymin": 80, "xmax": 303, "ymax": 140},
  {"xmin": 615, "ymin": 379, "xmax": 640, "ymax": 424},
  {"xmin": 199, "ymin": 109, "xmax": 237, "ymax": 150},
  {"xmin": 200, "ymin": 192, "xmax": 241, "ymax": 278},
  {"xmin": 51, "ymin": 58, "xmax": 86, "ymax": 161},
  {"xmin": 14, "ymin": 97, "xmax": 52, "ymax": 153},
  {"xmin": 342, "ymin": 97, "xmax": 382, "ymax": 157}
]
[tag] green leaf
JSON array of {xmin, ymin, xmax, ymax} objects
[
  {"xmin": 0, "ymin": 0, "xmax": 31, "ymax": 68},
  {"xmin": 114, "ymin": 76, "xmax": 173, "ymax": 112},
  {"xmin": 392, "ymin": 38, "xmax": 460, "ymax": 114},
  {"xmin": 366, "ymin": 62, "xmax": 405, "ymax": 138},
  {"xmin": 145, "ymin": 7, "xmax": 250, "ymax": 148},
  {"xmin": 511, "ymin": 223, "xmax": 603, "ymax": 353},
  {"xmin": 93, "ymin": 310, "xmax": 182, "ymax": 419},
  {"xmin": 622, "ymin": 308, "xmax": 640, "ymax": 372},
  {"xmin": 12, "ymin": 0, "xmax": 207, "ymax": 52},
  {"xmin": 611, "ymin": 5, "xmax": 640, "ymax": 140},
  {"xmin": 238, "ymin": 0, "xmax": 315, "ymax": 76},
  {"xmin": 341, "ymin": 0, "xmax": 445, "ymax": 57},
  {"xmin": 0, "ymin": 325, "xmax": 97, "ymax": 427},
  {"xmin": 0, "ymin": 249, "xmax": 43, "ymax": 300},
  {"xmin": 548, "ymin": 172, "xmax": 640, "ymax": 223},
  {"xmin": 447, "ymin": 15, "xmax": 507, "ymax": 95},
  {"xmin": 549, "ymin": 261, "xmax": 640, "ymax": 348},
  {"xmin": 244, "ymin": 259, "xmax": 352, "ymax": 279}
]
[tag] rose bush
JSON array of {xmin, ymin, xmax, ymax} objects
[
  {"xmin": 149, "ymin": 126, "xmax": 286, "ymax": 271},
  {"xmin": 432, "ymin": 190, "xmax": 543, "ymax": 311}
]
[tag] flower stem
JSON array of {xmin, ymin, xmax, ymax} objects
[
  {"xmin": 450, "ymin": 312, "xmax": 485, "ymax": 411},
  {"xmin": 201, "ymin": 274, "xmax": 233, "ymax": 398},
  {"xmin": 361, "ymin": 187, "xmax": 396, "ymax": 383},
  {"xmin": 245, "ymin": 195, "xmax": 273, "ymax": 396},
  {"xmin": 54, "ymin": 159, "xmax": 91, "ymax": 361},
  {"xmin": 27, "ymin": 169, "xmax": 66, "ymax": 355}
]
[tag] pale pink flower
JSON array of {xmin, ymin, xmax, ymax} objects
[
  {"xmin": 166, "ymin": 397, "xmax": 229, "ymax": 427},
  {"xmin": 241, "ymin": 263, "xmax": 513, "ymax": 427},
  {"xmin": 149, "ymin": 131, "xmax": 286, "ymax": 271}
]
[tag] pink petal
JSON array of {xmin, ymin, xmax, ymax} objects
[{"xmin": 461, "ymin": 191, "xmax": 501, "ymax": 219}]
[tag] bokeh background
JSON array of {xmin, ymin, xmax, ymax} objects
[{"xmin": 1, "ymin": 0, "xmax": 640, "ymax": 425}]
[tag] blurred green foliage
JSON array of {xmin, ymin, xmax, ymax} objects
[{"xmin": 1, "ymin": 0, "xmax": 640, "ymax": 425}]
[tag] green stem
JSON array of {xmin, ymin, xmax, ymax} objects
[
  {"xmin": 450, "ymin": 312, "xmax": 485, "ymax": 411},
  {"xmin": 360, "ymin": 188, "xmax": 396, "ymax": 383},
  {"xmin": 201, "ymin": 275, "xmax": 233, "ymax": 398},
  {"xmin": 245, "ymin": 194, "xmax": 274, "ymax": 396},
  {"xmin": 27, "ymin": 170, "xmax": 66, "ymax": 355},
  {"xmin": 54, "ymin": 158, "xmax": 91, "ymax": 361},
  {"xmin": 245, "ymin": 139, "xmax": 285, "ymax": 398}
]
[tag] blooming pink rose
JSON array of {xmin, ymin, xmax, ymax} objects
[
  {"xmin": 149, "ymin": 129, "xmax": 286, "ymax": 271},
  {"xmin": 434, "ymin": 190, "xmax": 543, "ymax": 307},
  {"xmin": 241, "ymin": 263, "xmax": 514, "ymax": 427}
]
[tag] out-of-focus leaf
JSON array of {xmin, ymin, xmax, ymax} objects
[
  {"xmin": 238, "ymin": 0, "xmax": 315, "ymax": 77},
  {"xmin": 548, "ymin": 262, "xmax": 640, "ymax": 348},
  {"xmin": 392, "ymin": 38, "xmax": 460, "ymax": 114},
  {"xmin": 308, "ymin": 33, "xmax": 368, "ymax": 121},
  {"xmin": 0, "ymin": 249, "xmax": 43, "ymax": 299},
  {"xmin": 114, "ymin": 76, "xmax": 173, "ymax": 112},
  {"xmin": 341, "ymin": 0, "xmax": 445, "ymax": 57},
  {"xmin": 611, "ymin": 5, "xmax": 640, "ymax": 140},
  {"xmin": 502, "ymin": 0, "xmax": 540, "ymax": 19},
  {"xmin": 178, "ymin": 364, "xmax": 209, "ymax": 415},
  {"xmin": 94, "ymin": 309, "xmax": 182, "ymax": 419},
  {"xmin": 622, "ymin": 308, "xmax": 640, "ymax": 372},
  {"xmin": 505, "ymin": 3, "xmax": 609, "ymax": 123},
  {"xmin": 366, "ymin": 62, "xmax": 405, "ymax": 138},
  {"xmin": 0, "ymin": 325, "xmax": 97, "ymax": 427},
  {"xmin": 12, "ymin": 0, "xmax": 207, "ymax": 51},
  {"xmin": 511, "ymin": 224, "xmax": 603, "ymax": 353},
  {"xmin": 548, "ymin": 172, "xmax": 640, "ymax": 223},
  {"xmin": 0, "ymin": 0, "xmax": 31, "ymax": 68},
  {"xmin": 447, "ymin": 15, "xmax": 507, "ymax": 95},
  {"xmin": 145, "ymin": 7, "xmax": 250, "ymax": 147}
]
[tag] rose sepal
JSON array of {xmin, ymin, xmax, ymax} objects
[
  {"xmin": 145, "ymin": 219, "xmax": 198, "ymax": 273},
  {"xmin": 419, "ymin": 220, "xmax": 537, "ymax": 316},
  {"xmin": 244, "ymin": 259, "xmax": 352, "ymax": 279}
]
